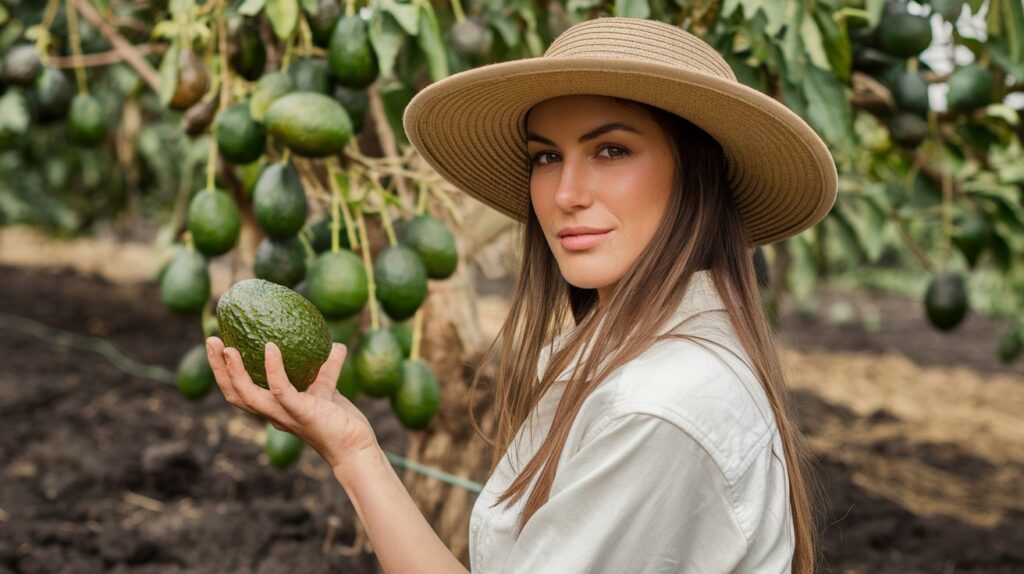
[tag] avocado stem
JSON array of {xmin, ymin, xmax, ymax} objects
[
  {"xmin": 355, "ymin": 207, "xmax": 380, "ymax": 331},
  {"xmin": 65, "ymin": 0, "xmax": 90, "ymax": 96},
  {"xmin": 329, "ymin": 161, "xmax": 360, "ymax": 250},
  {"xmin": 410, "ymin": 307, "xmax": 423, "ymax": 362},
  {"xmin": 374, "ymin": 183, "xmax": 399, "ymax": 247},
  {"xmin": 415, "ymin": 179, "xmax": 429, "ymax": 216}
]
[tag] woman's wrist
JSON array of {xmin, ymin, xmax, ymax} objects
[{"xmin": 332, "ymin": 443, "xmax": 386, "ymax": 488}]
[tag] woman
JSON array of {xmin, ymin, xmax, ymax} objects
[{"xmin": 206, "ymin": 17, "xmax": 837, "ymax": 574}]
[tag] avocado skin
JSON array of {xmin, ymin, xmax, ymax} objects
[
  {"xmin": 353, "ymin": 329, "xmax": 404, "ymax": 397},
  {"xmin": 264, "ymin": 92, "xmax": 352, "ymax": 157},
  {"xmin": 374, "ymin": 244, "xmax": 427, "ymax": 321},
  {"xmin": 401, "ymin": 214, "xmax": 458, "ymax": 279},
  {"xmin": 68, "ymin": 94, "xmax": 106, "ymax": 146},
  {"xmin": 34, "ymin": 67, "xmax": 73, "ymax": 123},
  {"xmin": 253, "ymin": 162, "xmax": 308, "ymax": 239},
  {"xmin": 176, "ymin": 344, "xmax": 216, "ymax": 400},
  {"xmin": 216, "ymin": 278, "xmax": 332, "ymax": 391},
  {"xmin": 306, "ymin": 250, "xmax": 369, "ymax": 319},
  {"xmin": 328, "ymin": 15, "xmax": 379, "ymax": 89},
  {"xmin": 160, "ymin": 250, "xmax": 211, "ymax": 314},
  {"xmin": 254, "ymin": 236, "xmax": 307, "ymax": 287},
  {"xmin": 216, "ymin": 102, "xmax": 266, "ymax": 164},
  {"xmin": 188, "ymin": 189, "xmax": 242, "ymax": 256}
]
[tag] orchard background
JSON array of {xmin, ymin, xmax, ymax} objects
[{"xmin": 0, "ymin": 0, "xmax": 1023, "ymax": 572}]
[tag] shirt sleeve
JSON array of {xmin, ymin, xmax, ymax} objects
[{"xmin": 498, "ymin": 412, "xmax": 750, "ymax": 574}]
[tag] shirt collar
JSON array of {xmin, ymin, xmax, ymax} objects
[{"xmin": 539, "ymin": 269, "xmax": 728, "ymax": 380}]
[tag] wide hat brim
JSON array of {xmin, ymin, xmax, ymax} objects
[{"xmin": 402, "ymin": 56, "xmax": 838, "ymax": 247}]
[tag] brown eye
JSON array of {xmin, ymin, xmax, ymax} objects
[
  {"xmin": 598, "ymin": 144, "xmax": 629, "ymax": 159},
  {"xmin": 531, "ymin": 151, "xmax": 556, "ymax": 166}
]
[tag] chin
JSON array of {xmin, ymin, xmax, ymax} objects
[{"xmin": 559, "ymin": 266, "xmax": 618, "ymax": 291}]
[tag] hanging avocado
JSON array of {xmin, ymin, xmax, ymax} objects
[
  {"xmin": 187, "ymin": 189, "xmax": 242, "ymax": 257},
  {"xmin": 951, "ymin": 209, "xmax": 993, "ymax": 269},
  {"xmin": 923, "ymin": 270, "xmax": 968, "ymax": 331},
  {"xmin": 160, "ymin": 249, "xmax": 211, "ymax": 314},
  {"xmin": 374, "ymin": 244, "xmax": 428, "ymax": 321},
  {"xmin": 305, "ymin": 250, "xmax": 369, "ymax": 319},
  {"xmin": 888, "ymin": 112, "xmax": 929, "ymax": 148},
  {"xmin": 889, "ymin": 72, "xmax": 930, "ymax": 116},
  {"xmin": 176, "ymin": 344, "xmax": 216, "ymax": 400},
  {"xmin": 254, "ymin": 236, "xmax": 308, "ymax": 287},
  {"xmin": 946, "ymin": 64, "xmax": 994, "ymax": 111},
  {"xmin": 227, "ymin": 15, "xmax": 267, "ymax": 81},
  {"xmin": 68, "ymin": 93, "xmax": 107, "ymax": 146},
  {"xmin": 264, "ymin": 92, "xmax": 353, "ymax": 157},
  {"xmin": 252, "ymin": 162, "xmax": 308, "ymax": 239},
  {"xmin": 400, "ymin": 214, "xmax": 458, "ymax": 279},
  {"xmin": 328, "ymin": 15, "xmax": 379, "ymax": 89},
  {"xmin": 390, "ymin": 359, "xmax": 440, "ymax": 430},
  {"xmin": 182, "ymin": 94, "xmax": 220, "ymax": 136},
  {"xmin": 264, "ymin": 423, "xmax": 305, "ymax": 469},
  {"xmin": 169, "ymin": 49, "xmax": 210, "ymax": 111},
  {"xmin": 215, "ymin": 102, "xmax": 266, "ymax": 164},
  {"xmin": 353, "ymin": 329, "xmax": 404, "ymax": 398},
  {"xmin": 33, "ymin": 67, "xmax": 72, "ymax": 123},
  {"xmin": 306, "ymin": 0, "xmax": 342, "ymax": 47},
  {"xmin": 331, "ymin": 84, "xmax": 369, "ymax": 135},
  {"xmin": 877, "ymin": 13, "xmax": 932, "ymax": 58}
]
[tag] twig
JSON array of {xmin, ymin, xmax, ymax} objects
[
  {"xmin": 48, "ymin": 43, "xmax": 167, "ymax": 68},
  {"xmin": 68, "ymin": 0, "xmax": 161, "ymax": 91}
]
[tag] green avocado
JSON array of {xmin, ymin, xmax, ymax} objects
[
  {"xmin": 34, "ymin": 67, "xmax": 72, "ymax": 123},
  {"xmin": 929, "ymin": 0, "xmax": 964, "ymax": 22},
  {"xmin": 216, "ymin": 102, "xmax": 266, "ymax": 164},
  {"xmin": 889, "ymin": 72, "xmax": 929, "ymax": 116},
  {"xmin": 264, "ymin": 92, "xmax": 352, "ymax": 157},
  {"xmin": 390, "ymin": 321, "xmax": 412, "ymax": 358},
  {"xmin": 401, "ymin": 214, "xmax": 458, "ymax": 279},
  {"xmin": 249, "ymin": 71, "xmax": 294, "ymax": 122},
  {"xmin": 951, "ymin": 210, "xmax": 992, "ymax": 269},
  {"xmin": 306, "ymin": 0, "xmax": 341, "ymax": 47},
  {"xmin": 254, "ymin": 236, "xmax": 307, "ymax": 287},
  {"xmin": 160, "ymin": 249, "xmax": 211, "ymax": 314},
  {"xmin": 253, "ymin": 162, "xmax": 308, "ymax": 239},
  {"xmin": 309, "ymin": 216, "xmax": 351, "ymax": 252},
  {"xmin": 216, "ymin": 278, "xmax": 332, "ymax": 390},
  {"xmin": 289, "ymin": 57, "xmax": 332, "ymax": 94},
  {"xmin": 328, "ymin": 15, "xmax": 379, "ymax": 89},
  {"xmin": 329, "ymin": 317, "xmax": 359, "ymax": 345},
  {"xmin": 176, "ymin": 344, "xmax": 216, "ymax": 400},
  {"xmin": 337, "ymin": 354, "xmax": 361, "ymax": 401},
  {"xmin": 946, "ymin": 64, "xmax": 994, "ymax": 111},
  {"xmin": 878, "ymin": 13, "xmax": 932, "ymax": 58},
  {"xmin": 390, "ymin": 359, "xmax": 440, "ymax": 430},
  {"xmin": 68, "ymin": 94, "xmax": 106, "ymax": 146},
  {"xmin": 188, "ymin": 189, "xmax": 242, "ymax": 257},
  {"xmin": 353, "ymin": 329, "xmax": 404, "ymax": 397},
  {"xmin": 331, "ymin": 84, "xmax": 368, "ymax": 135},
  {"xmin": 264, "ymin": 423, "xmax": 305, "ymax": 469},
  {"xmin": 923, "ymin": 270, "xmax": 968, "ymax": 331},
  {"xmin": 2, "ymin": 45, "xmax": 40, "ymax": 86},
  {"xmin": 888, "ymin": 112, "xmax": 929, "ymax": 148},
  {"xmin": 374, "ymin": 244, "xmax": 428, "ymax": 321},
  {"xmin": 306, "ymin": 250, "xmax": 369, "ymax": 319},
  {"xmin": 228, "ymin": 15, "xmax": 267, "ymax": 81}
]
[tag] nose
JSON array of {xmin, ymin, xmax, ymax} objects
[{"xmin": 551, "ymin": 154, "xmax": 594, "ymax": 213}]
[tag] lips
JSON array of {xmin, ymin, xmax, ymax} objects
[{"xmin": 559, "ymin": 229, "xmax": 611, "ymax": 251}]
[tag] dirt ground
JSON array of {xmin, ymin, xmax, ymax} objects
[{"xmin": 1, "ymin": 263, "xmax": 1022, "ymax": 573}]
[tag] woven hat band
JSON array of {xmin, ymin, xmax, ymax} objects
[{"xmin": 543, "ymin": 18, "xmax": 737, "ymax": 82}]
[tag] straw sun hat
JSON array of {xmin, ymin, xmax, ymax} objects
[{"xmin": 402, "ymin": 16, "xmax": 838, "ymax": 247}]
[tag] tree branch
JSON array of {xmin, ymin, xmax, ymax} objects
[
  {"xmin": 48, "ymin": 43, "xmax": 167, "ymax": 69},
  {"xmin": 67, "ymin": 0, "xmax": 161, "ymax": 92}
]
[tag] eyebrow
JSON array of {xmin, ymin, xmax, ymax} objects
[{"xmin": 526, "ymin": 122, "xmax": 642, "ymax": 146}]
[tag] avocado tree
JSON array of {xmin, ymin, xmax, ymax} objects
[{"xmin": 2, "ymin": 0, "xmax": 1023, "ymax": 566}]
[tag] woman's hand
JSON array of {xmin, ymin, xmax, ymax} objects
[{"xmin": 205, "ymin": 336, "xmax": 378, "ymax": 470}]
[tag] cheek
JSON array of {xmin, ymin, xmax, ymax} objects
[{"xmin": 605, "ymin": 156, "xmax": 674, "ymax": 238}]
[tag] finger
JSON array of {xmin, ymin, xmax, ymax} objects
[
  {"xmin": 206, "ymin": 337, "xmax": 250, "ymax": 411},
  {"xmin": 264, "ymin": 342, "xmax": 301, "ymax": 407},
  {"xmin": 224, "ymin": 347, "xmax": 293, "ymax": 419},
  {"xmin": 309, "ymin": 343, "xmax": 347, "ymax": 394}
]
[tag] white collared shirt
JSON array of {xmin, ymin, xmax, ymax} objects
[{"xmin": 469, "ymin": 270, "xmax": 794, "ymax": 573}]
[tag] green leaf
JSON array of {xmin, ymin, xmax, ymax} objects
[
  {"xmin": 300, "ymin": 0, "xmax": 318, "ymax": 14},
  {"xmin": 0, "ymin": 90, "xmax": 29, "ymax": 135},
  {"xmin": 813, "ymin": 3, "xmax": 851, "ymax": 81},
  {"xmin": 158, "ymin": 42, "xmax": 180, "ymax": 108},
  {"xmin": 415, "ymin": 2, "xmax": 448, "ymax": 82},
  {"xmin": 615, "ymin": 0, "xmax": 650, "ymax": 19},
  {"xmin": 369, "ymin": 11, "xmax": 406, "ymax": 80},
  {"xmin": 238, "ymin": 0, "xmax": 267, "ymax": 16},
  {"xmin": 266, "ymin": 0, "xmax": 299, "ymax": 39},
  {"xmin": 803, "ymin": 63, "xmax": 852, "ymax": 150},
  {"xmin": 380, "ymin": 0, "xmax": 420, "ymax": 36},
  {"xmin": 490, "ymin": 13, "xmax": 520, "ymax": 49}
]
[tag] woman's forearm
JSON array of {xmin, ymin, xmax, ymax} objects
[{"xmin": 333, "ymin": 445, "xmax": 470, "ymax": 574}]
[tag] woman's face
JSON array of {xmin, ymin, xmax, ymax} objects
[{"xmin": 527, "ymin": 95, "xmax": 677, "ymax": 302}]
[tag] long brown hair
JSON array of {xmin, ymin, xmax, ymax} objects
[{"xmin": 467, "ymin": 96, "xmax": 824, "ymax": 573}]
